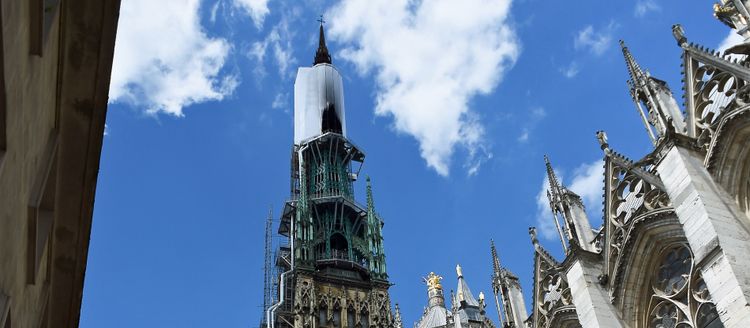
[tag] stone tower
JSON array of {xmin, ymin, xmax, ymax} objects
[{"xmin": 266, "ymin": 21, "xmax": 394, "ymax": 328}]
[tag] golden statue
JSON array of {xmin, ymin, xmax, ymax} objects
[{"xmin": 423, "ymin": 272, "xmax": 443, "ymax": 290}]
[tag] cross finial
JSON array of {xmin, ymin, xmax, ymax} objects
[{"xmin": 317, "ymin": 15, "xmax": 325, "ymax": 25}]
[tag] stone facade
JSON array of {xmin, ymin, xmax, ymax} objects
[
  {"xmin": 489, "ymin": 3, "xmax": 750, "ymax": 328},
  {"xmin": 0, "ymin": 0, "xmax": 119, "ymax": 327}
]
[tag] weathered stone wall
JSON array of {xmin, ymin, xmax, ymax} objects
[
  {"xmin": 656, "ymin": 145, "xmax": 750, "ymax": 327},
  {"xmin": 0, "ymin": 0, "xmax": 120, "ymax": 327},
  {"xmin": 0, "ymin": 1, "xmax": 62, "ymax": 327}
]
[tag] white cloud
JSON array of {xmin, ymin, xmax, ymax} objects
[
  {"xmin": 232, "ymin": 0, "xmax": 270, "ymax": 29},
  {"xmin": 535, "ymin": 160, "xmax": 604, "ymax": 241},
  {"xmin": 560, "ymin": 61, "xmax": 579, "ymax": 78},
  {"xmin": 517, "ymin": 107, "xmax": 545, "ymax": 143},
  {"xmin": 210, "ymin": 1, "xmax": 221, "ymax": 24},
  {"xmin": 327, "ymin": 0, "xmax": 519, "ymax": 176},
  {"xmin": 574, "ymin": 23, "xmax": 614, "ymax": 56},
  {"xmin": 249, "ymin": 9, "xmax": 298, "ymax": 80},
  {"xmin": 109, "ymin": 0, "xmax": 238, "ymax": 116},
  {"xmin": 272, "ymin": 92, "xmax": 289, "ymax": 111},
  {"xmin": 635, "ymin": 0, "xmax": 660, "ymax": 18},
  {"xmin": 518, "ymin": 128, "xmax": 529, "ymax": 143}
]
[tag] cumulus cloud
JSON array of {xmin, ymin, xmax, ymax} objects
[
  {"xmin": 233, "ymin": 0, "xmax": 271, "ymax": 29},
  {"xmin": 248, "ymin": 8, "xmax": 298, "ymax": 80},
  {"xmin": 560, "ymin": 61, "xmax": 579, "ymax": 78},
  {"xmin": 272, "ymin": 92, "xmax": 289, "ymax": 112},
  {"xmin": 327, "ymin": 0, "xmax": 520, "ymax": 176},
  {"xmin": 535, "ymin": 160, "xmax": 604, "ymax": 241},
  {"xmin": 574, "ymin": 23, "xmax": 615, "ymax": 56},
  {"xmin": 635, "ymin": 0, "xmax": 660, "ymax": 18},
  {"xmin": 517, "ymin": 107, "xmax": 546, "ymax": 143},
  {"xmin": 109, "ymin": 0, "xmax": 238, "ymax": 116}
]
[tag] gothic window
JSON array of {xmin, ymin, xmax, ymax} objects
[
  {"xmin": 27, "ymin": 132, "xmax": 58, "ymax": 284},
  {"xmin": 645, "ymin": 244, "xmax": 724, "ymax": 328},
  {"xmin": 347, "ymin": 307, "xmax": 355, "ymax": 328},
  {"xmin": 319, "ymin": 306, "xmax": 328, "ymax": 327},
  {"xmin": 361, "ymin": 310, "xmax": 369, "ymax": 328},
  {"xmin": 30, "ymin": 0, "xmax": 60, "ymax": 55},
  {"xmin": 333, "ymin": 308, "xmax": 342, "ymax": 328}
]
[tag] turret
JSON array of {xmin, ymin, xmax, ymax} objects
[
  {"xmin": 620, "ymin": 40, "xmax": 685, "ymax": 145},
  {"xmin": 490, "ymin": 240, "xmax": 528, "ymax": 328},
  {"xmin": 545, "ymin": 156, "xmax": 596, "ymax": 253}
]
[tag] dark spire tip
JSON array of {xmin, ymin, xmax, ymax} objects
[{"xmin": 313, "ymin": 15, "xmax": 332, "ymax": 65}]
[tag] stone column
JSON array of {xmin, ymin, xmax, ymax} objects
[
  {"xmin": 565, "ymin": 255, "xmax": 625, "ymax": 328},
  {"xmin": 656, "ymin": 145, "xmax": 750, "ymax": 327}
]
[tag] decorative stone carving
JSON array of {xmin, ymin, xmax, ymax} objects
[{"xmin": 644, "ymin": 244, "xmax": 723, "ymax": 328}]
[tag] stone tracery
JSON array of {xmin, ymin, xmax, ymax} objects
[{"xmin": 644, "ymin": 244, "xmax": 723, "ymax": 328}]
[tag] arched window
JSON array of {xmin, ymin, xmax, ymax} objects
[
  {"xmin": 347, "ymin": 307, "xmax": 355, "ymax": 328},
  {"xmin": 319, "ymin": 305, "xmax": 328, "ymax": 327},
  {"xmin": 361, "ymin": 310, "xmax": 369, "ymax": 328},
  {"xmin": 645, "ymin": 244, "xmax": 724, "ymax": 328}
]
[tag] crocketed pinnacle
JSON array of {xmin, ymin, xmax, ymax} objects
[{"xmin": 620, "ymin": 40, "xmax": 646, "ymax": 89}]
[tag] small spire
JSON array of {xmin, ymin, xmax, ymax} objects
[
  {"xmin": 620, "ymin": 40, "xmax": 646, "ymax": 91},
  {"xmin": 620, "ymin": 39, "xmax": 685, "ymax": 144},
  {"xmin": 394, "ymin": 304, "xmax": 404, "ymax": 328},
  {"xmin": 366, "ymin": 176, "xmax": 374, "ymax": 211},
  {"xmin": 544, "ymin": 155, "xmax": 564, "ymax": 205},
  {"xmin": 314, "ymin": 15, "xmax": 332, "ymax": 65},
  {"xmin": 490, "ymin": 239, "xmax": 502, "ymax": 277}
]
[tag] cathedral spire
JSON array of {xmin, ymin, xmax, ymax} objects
[
  {"xmin": 545, "ymin": 155, "xmax": 564, "ymax": 207},
  {"xmin": 490, "ymin": 240, "xmax": 528, "ymax": 328},
  {"xmin": 620, "ymin": 40, "xmax": 685, "ymax": 145},
  {"xmin": 314, "ymin": 16, "xmax": 332, "ymax": 65},
  {"xmin": 490, "ymin": 240, "xmax": 502, "ymax": 278},
  {"xmin": 543, "ymin": 156, "xmax": 597, "ymax": 253},
  {"xmin": 545, "ymin": 155, "xmax": 570, "ymax": 252}
]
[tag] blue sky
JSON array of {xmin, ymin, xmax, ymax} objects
[{"xmin": 80, "ymin": 0, "xmax": 740, "ymax": 327}]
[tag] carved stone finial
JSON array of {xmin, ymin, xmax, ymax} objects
[
  {"xmin": 456, "ymin": 264, "xmax": 463, "ymax": 278},
  {"xmin": 672, "ymin": 24, "xmax": 687, "ymax": 46},
  {"xmin": 528, "ymin": 227, "xmax": 539, "ymax": 245},
  {"xmin": 596, "ymin": 130, "xmax": 609, "ymax": 151}
]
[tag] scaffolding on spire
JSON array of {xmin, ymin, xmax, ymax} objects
[{"xmin": 261, "ymin": 207, "xmax": 276, "ymax": 328}]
